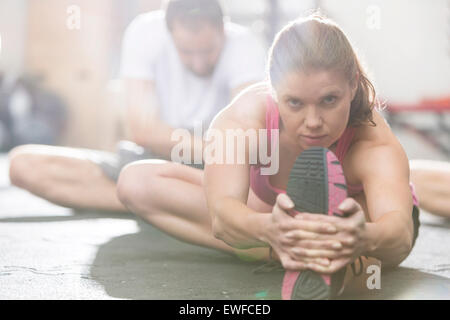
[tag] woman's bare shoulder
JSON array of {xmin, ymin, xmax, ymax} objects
[
  {"xmin": 352, "ymin": 110, "xmax": 399, "ymax": 148},
  {"xmin": 348, "ymin": 110, "xmax": 408, "ymax": 168},
  {"xmin": 210, "ymin": 82, "xmax": 270, "ymax": 130}
]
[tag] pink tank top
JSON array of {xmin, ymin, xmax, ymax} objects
[{"xmin": 249, "ymin": 95, "xmax": 419, "ymax": 207}]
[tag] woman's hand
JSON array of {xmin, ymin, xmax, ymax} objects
[
  {"xmin": 285, "ymin": 198, "xmax": 370, "ymax": 274},
  {"xmin": 264, "ymin": 193, "xmax": 345, "ymax": 271}
]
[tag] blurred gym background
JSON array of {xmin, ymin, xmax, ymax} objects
[{"xmin": 0, "ymin": 0, "xmax": 449, "ymax": 158}]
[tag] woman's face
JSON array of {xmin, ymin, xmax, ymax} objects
[{"xmin": 275, "ymin": 69, "xmax": 357, "ymax": 151}]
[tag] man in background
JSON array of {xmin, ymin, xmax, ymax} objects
[{"xmin": 8, "ymin": 0, "xmax": 266, "ymax": 212}]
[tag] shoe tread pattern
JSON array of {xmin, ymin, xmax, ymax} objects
[{"xmin": 286, "ymin": 147, "xmax": 328, "ymax": 214}]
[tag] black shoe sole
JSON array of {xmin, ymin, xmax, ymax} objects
[{"xmin": 285, "ymin": 147, "xmax": 347, "ymax": 300}]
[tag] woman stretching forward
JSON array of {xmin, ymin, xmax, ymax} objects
[{"xmin": 117, "ymin": 14, "xmax": 419, "ymax": 299}]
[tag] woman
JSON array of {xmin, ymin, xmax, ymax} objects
[{"xmin": 117, "ymin": 13, "xmax": 419, "ymax": 299}]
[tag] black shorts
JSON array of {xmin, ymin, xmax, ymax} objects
[
  {"xmin": 412, "ymin": 205, "xmax": 421, "ymax": 248},
  {"xmin": 95, "ymin": 140, "xmax": 204, "ymax": 182}
]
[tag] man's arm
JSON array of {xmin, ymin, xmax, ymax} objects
[
  {"xmin": 124, "ymin": 78, "xmax": 257, "ymax": 160},
  {"xmin": 123, "ymin": 78, "xmax": 203, "ymax": 160},
  {"xmin": 123, "ymin": 78, "xmax": 158, "ymax": 148}
]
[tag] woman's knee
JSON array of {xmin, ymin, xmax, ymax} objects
[
  {"xmin": 116, "ymin": 160, "xmax": 170, "ymax": 210},
  {"xmin": 117, "ymin": 164, "xmax": 139, "ymax": 207}
]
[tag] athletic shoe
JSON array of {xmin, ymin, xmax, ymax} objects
[{"xmin": 282, "ymin": 146, "xmax": 348, "ymax": 300}]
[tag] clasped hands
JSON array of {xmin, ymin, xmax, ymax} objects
[{"xmin": 265, "ymin": 193, "xmax": 370, "ymax": 274}]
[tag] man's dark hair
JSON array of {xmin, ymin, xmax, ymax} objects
[{"xmin": 165, "ymin": 0, "xmax": 224, "ymax": 31}]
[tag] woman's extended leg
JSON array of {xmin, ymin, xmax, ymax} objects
[
  {"xmin": 410, "ymin": 159, "xmax": 450, "ymax": 218},
  {"xmin": 116, "ymin": 160, "xmax": 270, "ymax": 260}
]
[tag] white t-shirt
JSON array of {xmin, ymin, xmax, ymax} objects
[{"xmin": 120, "ymin": 10, "xmax": 266, "ymax": 130}]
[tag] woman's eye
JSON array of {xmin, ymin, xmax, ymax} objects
[
  {"xmin": 323, "ymin": 96, "xmax": 337, "ymax": 105},
  {"xmin": 288, "ymin": 99, "xmax": 302, "ymax": 108}
]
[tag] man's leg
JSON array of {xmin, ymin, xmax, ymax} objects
[
  {"xmin": 410, "ymin": 159, "xmax": 450, "ymax": 218},
  {"xmin": 8, "ymin": 144, "xmax": 128, "ymax": 212}
]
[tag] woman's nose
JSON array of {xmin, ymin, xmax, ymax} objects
[{"xmin": 304, "ymin": 107, "xmax": 323, "ymax": 129}]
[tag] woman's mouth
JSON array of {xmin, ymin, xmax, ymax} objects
[{"xmin": 301, "ymin": 135, "xmax": 327, "ymax": 145}]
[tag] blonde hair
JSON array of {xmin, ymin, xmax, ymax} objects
[{"xmin": 268, "ymin": 12, "xmax": 377, "ymax": 127}]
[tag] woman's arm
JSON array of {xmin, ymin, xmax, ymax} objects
[
  {"xmin": 353, "ymin": 141, "xmax": 414, "ymax": 267},
  {"xmin": 324, "ymin": 111, "xmax": 416, "ymax": 269},
  {"xmin": 282, "ymin": 140, "xmax": 415, "ymax": 274},
  {"xmin": 203, "ymin": 88, "xmax": 270, "ymax": 249}
]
